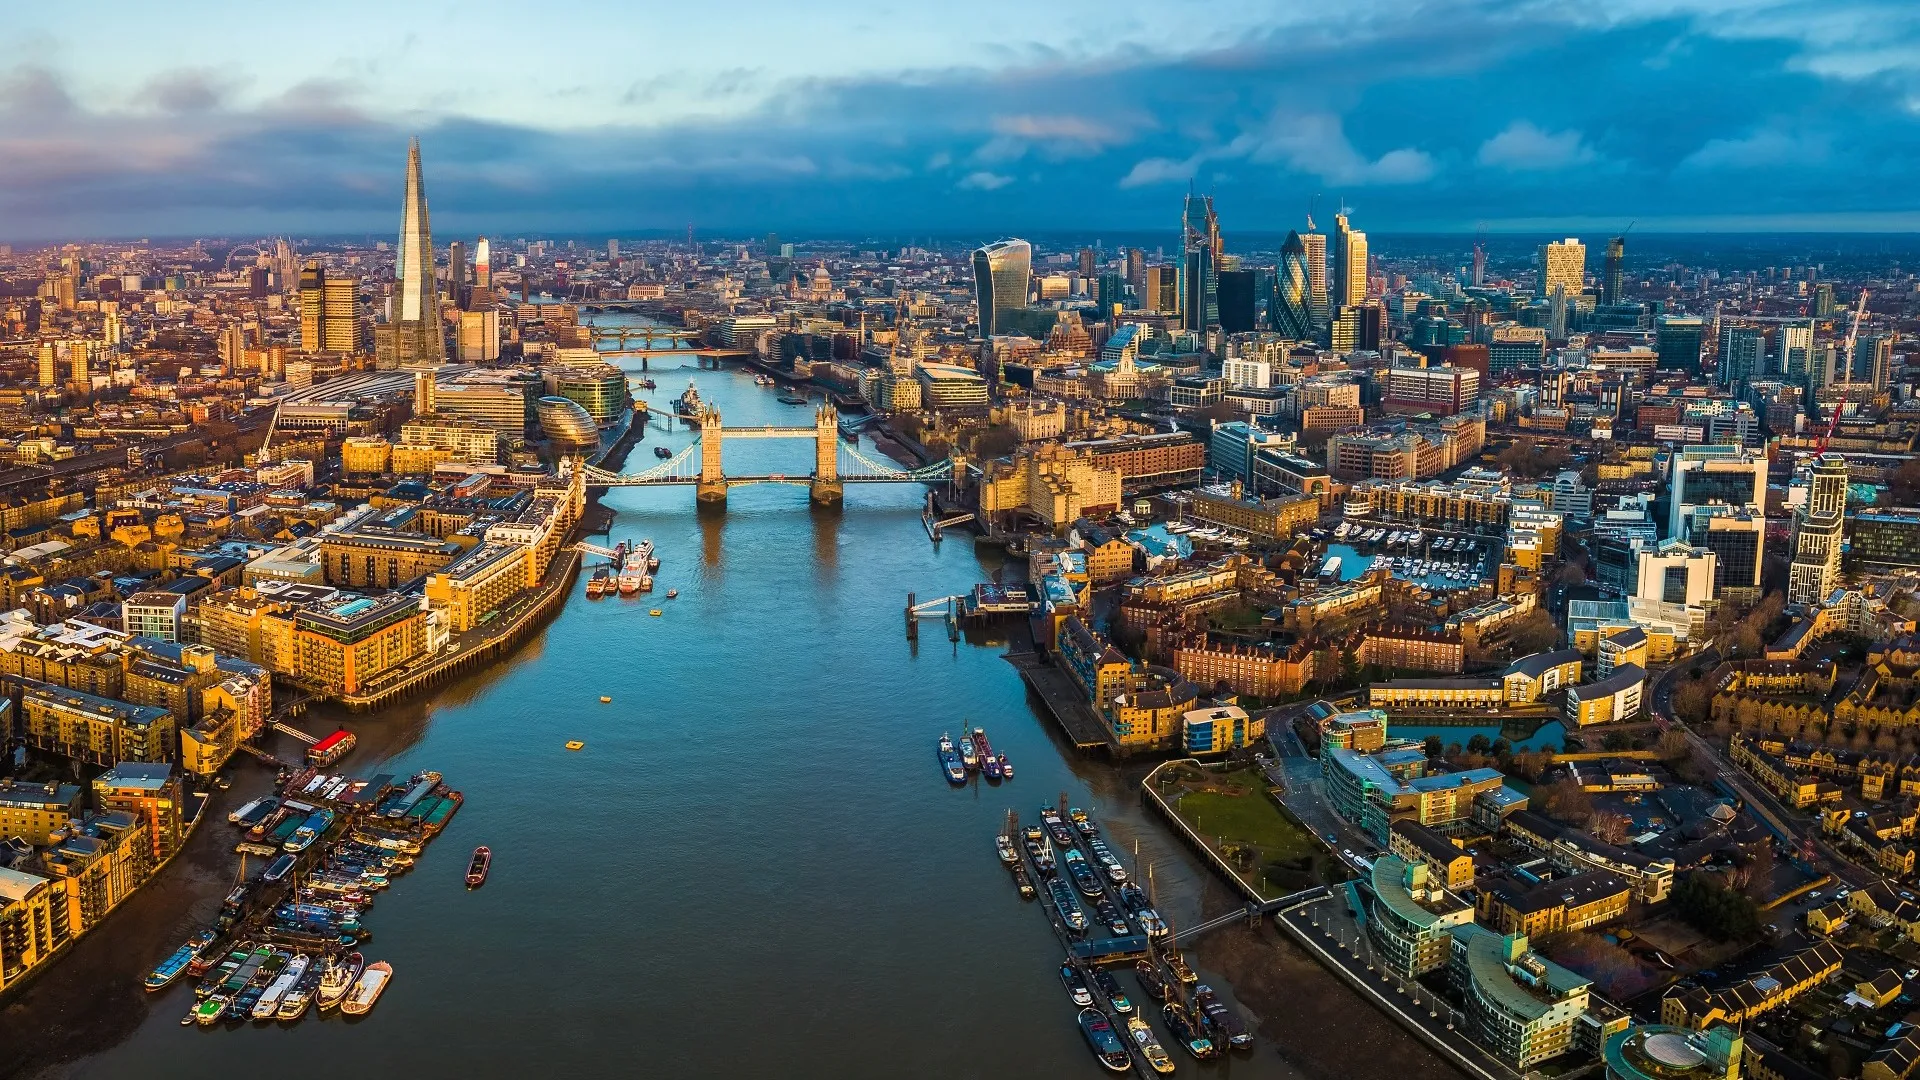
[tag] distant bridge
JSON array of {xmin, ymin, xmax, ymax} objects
[{"xmin": 575, "ymin": 403, "xmax": 956, "ymax": 506}]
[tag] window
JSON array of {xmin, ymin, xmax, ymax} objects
[{"xmin": 1662, "ymin": 566, "xmax": 1689, "ymax": 605}]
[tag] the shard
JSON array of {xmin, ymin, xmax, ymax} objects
[{"xmin": 393, "ymin": 137, "xmax": 445, "ymax": 366}]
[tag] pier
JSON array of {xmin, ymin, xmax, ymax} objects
[{"xmin": 1005, "ymin": 652, "xmax": 1115, "ymax": 753}]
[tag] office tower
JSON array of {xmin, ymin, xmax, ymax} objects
[
  {"xmin": 1217, "ymin": 269, "xmax": 1257, "ymax": 334},
  {"xmin": 971, "ymin": 239, "xmax": 1031, "ymax": 338},
  {"xmin": 1272, "ymin": 232, "xmax": 1314, "ymax": 339},
  {"xmin": 416, "ymin": 369, "xmax": 438, "ymax": 415},
  {"xmin": 1668, "ymin": 445, "xmax": 1766, "ymax": 596},
  {"xmin": 608, "ymin": 239, "xmax": 620, "ymax": 261},
  {"xmin": 1602, "ymin": 236, "xmax": 1625, "ymax": 306},
  {"xmin": 1332, "ymin": 213, "xmax": 1367, "ymax": 308},
  {"xmin": 392, "ymin": 137, "xmax": 446, "ymax": 367},
  {"xmin": 1656, "ymin": 315, "xmax": 1705, "ymax": 372},
  {"xmin": 71, "ymin": 343, "xmax": 89, "ymax": 385},
  {"xmin": 458, "ymin": 309, "xmax": 501, "ymax": 363},
  {"xmin": 1300, "ymin": 230, "xmax": 1329, "ymax": 331},
  {"xmin": 1330, "ymin": 307, "xmax": 1361, "ymax": 352},
  {"xmin": 1077, "ymin": 248, "xmax": 1096, "ymax": 279},
  {"xmin": 219, "ymin": 324, "xmax": 245, "ymax": 368},
  {"xmin": 1789, "ymin": 454, "xmax": 1848, "ymax": 605},
  {"xmin": 1812, "ymin": 283, "xmax": 1835, "ymax": 318},
  {"xmin": 1096, "ymin": 272, "xmax": 1126, "ymax": 319},
  {"xmin": 1853, "ymin": 333, "xmax": 1892, "ymax": 389},
  {"xmin": 1125, "ymin": 248, "xmax": 1145, "ymax": 292},
  {"xmin": 475, "ymin": 237, "xmax": 492, "ymax": 291},
  {"xmin": 1718, "ymin": 323, "xmax": 1764, "ymax": 389},
  {"xmin": 1144, "ymin": 266, "xmax": 1178, "ymax": 314},
  {"xmin": 37, "ymin": 342, "xmax": 55, "ymax": 387},
  {"xmin": 1548, "ymin": 287, "xmax": 1569, "ymax": 342},
  {"xmin": 1181, "ymin": 191, "xmax": 1220, "ymax": 330},
  {"xmin": 1471, "ymin": 243, "xmax": 1486, "ymax": 287},
  {"xmin": 298, "ymin": 263, "xmax": 361, "ymax": 353},
  {"xmin": 1779, "ymin": 322, "xmax": 1813, "ymax": 383},
  {"xmin": 1540, "ymin": 238, "xmax": 1585, "ymax": 297}
]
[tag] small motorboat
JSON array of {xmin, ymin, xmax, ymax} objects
[
  {"xmin": 599, "ymin": 696, "xmax": 612, "ymax": 703},
  {"xmin": 465, "ymin": 847, "xmax": 491, "ymax": 888},
  {"xmin": 996, "ymin": 834, "xmax": 1019, "ymax": 866},
  {"xmin": 997, "ymin": 754, "xmax": 1013, "ymax": 779},
  {"xmin": 653, "ymin": 445, "xmax": 673, "ymax": 459},
  {"xmin": 1078, "ymin": 1008, "xmax": 1134, "ymax": 1073},
  {"xmin": 340, "ymin": 961, "xmax": 392, "ymax": 1016},
  {"xmin": 1128, "ymin": 1015, "xmax": 1176, "ymax": 1075},
  {"xmin": 1060, "ymin": 963, "xmax": 1094, "ymax": 1007},
  {"xmin": 318, "ymin": 952, "xmax": 364, "ymax": 1011},
  {"xmin": 665, "ymin": 589, "xmax": 678, "ymax": 599},
  {"xmin": 193, "ymin": 995, "xmax": 230, "ymax": 1026},
  {"xmin": 1091, "ymin": 968, "xmax": 1133, "ymax": 1014}
]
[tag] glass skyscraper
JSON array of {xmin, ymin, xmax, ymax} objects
[
  {"xmin": 392, "ymin": 138, "xmax": 445, "ymax": 367},
  {"xmin": 1272, "ymin": 231, "xmax": 1314, "ymax": 339},
  {"xmin": 1181, "ymin": 192, "xmax": 1220, "ymax": 331},
  {"xmin": 971, "ymin": 239, "xmax": 1031, "ymax": 338}
]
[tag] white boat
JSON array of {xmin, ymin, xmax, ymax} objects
[
  {"xmin": 318, "ymin": 952, "xmax": 364, "ymax": 1010},
  {"xmin": 252, "ymin": 954, "xmax": 308, "ymax": 1020},
  {"xmin": 277, "ymin": 981, "xmax": 313, "ymax": 1021},
  {"xmin": 341, "ymin": 961, "xmax": 392, "ymax": 1016}
]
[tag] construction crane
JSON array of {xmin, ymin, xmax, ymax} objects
[
  {"xmin": 1817, "ymin": 289, "xmax": 1871, "ymax": 455},
  {"xmin": 257, "ymin": 399, "xmax": 282, "ymax": 465}
]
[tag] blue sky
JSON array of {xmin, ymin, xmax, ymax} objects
[{"xmin": 6, "ymin": 0, "xmax": 1920, "ymax": 239}]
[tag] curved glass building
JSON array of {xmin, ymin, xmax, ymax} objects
[
  {"xmin": 548, "ymin": 363, "xmax": 629, "ymax": 425},
  {"xmin": 1272, "ymin": 230, "xmax": 1314, "ymax": 339},
  {"xmin": 972, "ymin": 239, "xmax": 1031, "ymax": 338},
  {"xmin": 536, "ymin": 396, "xmax": 600, "ymax": 452}
]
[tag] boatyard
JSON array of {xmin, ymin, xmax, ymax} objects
[
  {"xmin": 143, "ymin": 758, "xmax": 466, "ymax": 1030},
  {"xmin": 1002, "ymin": 798, "xmax": 1254, "ymax": 1076}
]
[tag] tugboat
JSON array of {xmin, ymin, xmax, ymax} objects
[
  {"xmin": 318, "ymin": 952, "xmax": 364, "ymax": 1011},
  {"xmin": 665, "ymin": 589, "xmax": 678, "ymax": 599},
  {"xmin": 1077, "ymin": 1008, "xmax": 1134, "ymax": 1073},
  {"xmin": 465, "ymin": 847, "xmax": 491, "ymax": 888}
]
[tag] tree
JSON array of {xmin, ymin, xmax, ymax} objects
[
  {"xmin": 1672, "ymin": 678, "xmax": 1713, "ymax": 726},
  {"xmin": 1467, "ymin": 734, "xmax": 1492, "ymax": 755},
  {"xmin": 1424, "ymin": 736, "xmax": 1444, "ymax": 759},
  {"xmin": 1671, "ymin": 874, "xmax": 1763, "ymax": 941},
  {"xmin": 1590, "ymin": 811, "xmax": 1632, "ymax": 845},
  {"xmin": 970, "ymin": 423, "xmax": 1022, "ymax": 459},
  {"xmin": 1540, "ymin": 778, "xmax": 1594, "ymax": 825},
  {"xmin": 1506, "ymin": 610, "xmax": 1563, "ymax": 656}
]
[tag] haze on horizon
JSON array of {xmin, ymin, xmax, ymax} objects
[{"xmin": 7, "ymin": 0, "xmax": 1920, "ymax": 240}]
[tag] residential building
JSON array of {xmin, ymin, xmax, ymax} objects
[
  {"xmin": 20, "ymin": 682, "xmax": 175, "ymax": 767},
  {"xmin": 0, "ymin": 781, "xmax": 82, "ymax": 845},
  {"xmin": 1368, "ymin": 855, "xmax": 1475, "ymax": 978},
  {"xmin": 1477, "ymin": 870, "xmax": 1632, "ymax": 936},
  {"xmin": 1452, "ymin": 928, "xmax": 1591, "ymax": 1069},
  {"xmin": 92, "ymin": 762, "xmax": 184, "ymax": 861},
  {"xmin": 1604, "ymin": 1026, "xmax": 1744, "ymax": 1080},
  {"xmin": 1567, "ymin": 664, "xmax": 1647, "ymax": 726},
  {"xmin": 1660, "ymin": 941, "xmax": 1842, "ymax": 1030},
  {"xmin": 1788, "ymin": 455, "xmax": 1847, "ymax": 606},
  {"xmin": 1388, "ymin": 821, "xmax": 1476, "ymax": 891},
  {"xmin": 120, "ymin": 591, "xmax": 186, "ymax": 643}
]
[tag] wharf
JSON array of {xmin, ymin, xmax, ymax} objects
[{"xmin": 1006, "ymin": 653, "xmax": 1115, "ymax": 754}]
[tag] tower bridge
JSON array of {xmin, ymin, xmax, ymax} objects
[{"xmin": 576, "ymin": 403, "xmax": 959, "ymax": 507}]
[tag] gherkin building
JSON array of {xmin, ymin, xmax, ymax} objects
[{"xmin": 1272, "ymin": 230, "xmax": 1314, "ymax": 339}]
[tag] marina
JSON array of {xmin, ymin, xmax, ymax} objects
[{"xmin": 1002, "ymin": 798, "xmax": 1253, "ymax": 1077}]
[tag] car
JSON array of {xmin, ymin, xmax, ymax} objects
[
  {"xmin": 1903, "ymin": 891, "xmax": 1916, "ymax": 902},
  {"xmin": 1323, "ymin": 833, "xmax": 1338, "ymax": 844},
  {"xmin": 1341, "ymin": 848, "xmax": 1353, "ymax": 859},
  {"xmin": 1809, "ymin": 890, "xmax": 1823, "ymax": 899},
  {"xmin": 1907, "ymin": 969, "xmax": 1920, "ymax": 982}
]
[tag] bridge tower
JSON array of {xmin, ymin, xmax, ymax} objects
[
  {"xmin": 696, "ymin": 405, "xmax": 727, "ymax": 505},
  {"xmin": 811, "ymin": 403, "xmax": 843, "ymax": 506}
]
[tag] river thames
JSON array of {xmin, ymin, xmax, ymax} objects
[{"xmin": 7, "ymin": 331, "xmax": 1460, "ymax": 1080}]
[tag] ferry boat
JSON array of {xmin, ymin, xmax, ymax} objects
[
  {"xmin": 307, "ymin": 729, "xmax": 356, "ymax": 768},
  {"xmin": 465, "ymin": 846, "xmax": 491, "ymax": 888},
  {"xmin": 958, "ymin": 735, "xmax": 978, "ymax": 771},
  {"xmin": 674, "ymin": 382, "xmax": 704, "ymax": 419},
  {"xmin": 1078, "ymin": 1008, "xmax": 1134, "ymax": 1073},
  {"xmin": 340, "ymin": 961, "xmax": 392, "ymax": 1016},
  {"xmin": 319, "ymin": 952, "xmax": 364, "ymax": 1010},
  {"xmin": 777, "ymin": 394, "xmax": 808, "ymax": 406},
  {"xmin": 1128, "ymin": 1015, "xmax": 1176, "ymax": 1074}
]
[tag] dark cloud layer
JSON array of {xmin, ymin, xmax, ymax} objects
[{"xmin": 5, "ymin": 5, "xmax": 1920, "ymax": 240}]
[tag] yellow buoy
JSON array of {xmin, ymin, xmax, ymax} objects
[
  {"xmin": 648, "ymin": 609, "xmax": 663, "ymax": 617},
  {"xmin": 565, "ymin": 740, "xmax": 585, "ymax": 751},
  {"xmin": 599, "ymin": 695, "xmax": 612, "ymax": 703}
]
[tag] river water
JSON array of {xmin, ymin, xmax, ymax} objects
[{"xmin": 41, "ymin": 332, "xmax": 1341, "ymax": 1079}]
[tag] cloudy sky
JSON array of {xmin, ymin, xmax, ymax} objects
[{"xmin": 6, "ymin": 0, "xmax": 1920, "ymax": 240}]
